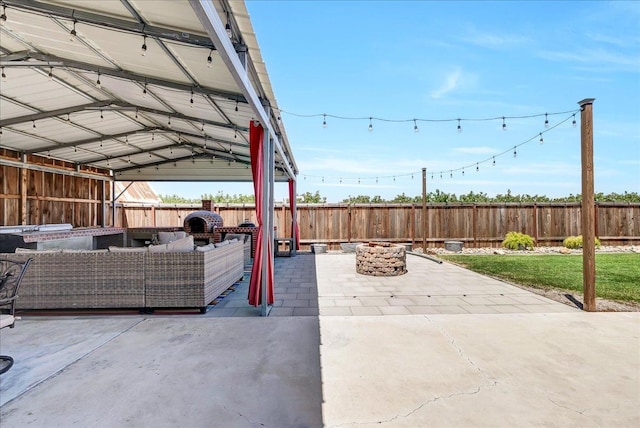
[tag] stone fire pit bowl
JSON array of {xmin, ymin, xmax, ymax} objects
[{"xmin": 355, "ymin": 242, "xmax": 407, "ymax": 276}]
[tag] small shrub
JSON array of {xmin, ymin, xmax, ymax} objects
[
  {"xmin": 501, "ymin": 231, "xmax": 535, "ymax": 250},
  {"xmin": 562, "ymin": 235, "xmax": 601, "ymax": 249}
]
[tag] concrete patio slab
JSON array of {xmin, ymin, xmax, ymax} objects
[
  {"xmin": 1, "ymin": 317, "xmax": 323, "ymax": 427},
  {"xmin": 1, "ymin": 252, "xmax": 638, "ymax": 428},
  {"xmin": 320, "ymin": 312, "xmax": 640, "ymax": 427}
]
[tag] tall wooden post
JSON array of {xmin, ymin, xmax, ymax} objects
[
  {"xmin": 579, "ymin": 98, "xmax": 596, "ymax": 312},
  {"xmin": 422, "ymin": 168, "xmax": 427, "ymax": 251}
]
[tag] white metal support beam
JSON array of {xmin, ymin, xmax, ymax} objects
[{"xmin": 189, "ymin": 0, "xmax": 295, "ymax": 180}]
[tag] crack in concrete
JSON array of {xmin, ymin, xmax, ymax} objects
[
  {"xmin": 545, "ymin": 394, "xmax": 604, "ymax": 428},
  {"xmin": 423, "ymin": 315, "xmax": 494, "ymax": 383},
  {"xmin": 221, "ymin": 404, "xmax": 267, "ymax": 427},
  {"xmin": 328, "ymin": 316, "xmax": 499, "ymax": 427},
  {"xmin": 329, "ymin": 381, "xmax": 498, "ymax": 427}
]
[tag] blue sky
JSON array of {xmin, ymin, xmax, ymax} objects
[{"xmin": 153, "ymin": 0, "xmax": 640, "ymax": 202}]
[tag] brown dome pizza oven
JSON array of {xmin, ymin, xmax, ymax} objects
[{"xmin": 183, "ymin": 200, "xmax": 223, "ymax": 233}]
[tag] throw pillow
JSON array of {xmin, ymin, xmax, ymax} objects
[{"xmin": 196, "ymin": 243, "xmax": 215, "ymax": 252}]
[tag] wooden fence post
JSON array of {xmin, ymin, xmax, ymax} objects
[
  {"xmin": 422, "ymin": 168, "xmax": 427, "ymax": 251},
  {"xmin": 579, "ymin": 98, "xmax": 596, "ymax": 312}
]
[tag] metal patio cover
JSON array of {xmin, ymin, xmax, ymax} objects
[{"xmin": 0, "ymin": 0, "xmax": 297, "ymax": 183}]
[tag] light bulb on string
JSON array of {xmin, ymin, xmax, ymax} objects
[
  {"xmin": 322, "ymin": 114, "xmax": 327, "ymax": 128},
  {"xmin": 431, "ymin": 173, "xmax": 434, "ymax": 180},
  {"xmin": 0, "ymin": 5, "xmax": 7, "ymax": 24},
  {"xmin": 476, "ymin": 163, "xmax": 479, "ymax": 172},
  {"xmin": 368, "ymin": 117, "xmax": 373, "ymax": 132},
  {"xmin": 358, "ymin": 178, "xmax": 361, "ymax": 184},
  {"xmin": 339, "ymin": 177, "xmax": 342, "ymax": 183},
  {"xmin": 142, "ymin": 82, "xmax": 147, "ymax": 97},
  {"xmin": 414, "ymin": 119, "xmax": 419, "ymax": 133},
  {"xmin": 100, "ymin": 109, "xmax": 103, "ymax": 119},
  {"xmin": 502, "ymin": 117, "xmax": 507, "ymax": 131},
  {"xmin": 234, "ymin": 128, "xmax": 237, "ymax": 139},
  {"xmin": 492, "ymin": 156, "xmax": 496, "ymax": 166},
  {"xmin": 376, "ymin": 177, "xmax": 378, "ymax": 184},
  {"xmin": 462, "ymin": 168, "xmax": 465, "ymax": 176},
  {"xmin": 48, "ymin": 67, "xmax": 53, "ymax": 80},
  {"xmin": 572, "ymin": 114, "xmax": 577, "ymax": 128},
  {"xmin": 544, "ymin": 113, "xmax": 549, "ymax": 128},
  {"xmin": 32, "ymin": 120, "xmax": 36, "ymax": 129},
  {"xmin": 141, "ymin": 35, "xmax": 147, "ymax": 56},
  {"xmin": 513, "ymin": 146, "xmax": 517, "ymax": 158},
  {"xmin": 67, "ymin": 113, "xmax": 70, "ymax": 121},
  {"xmin": 440, "ymin": 173, "xmax": 442, "ymax": 179},
  {"xmin": 457, "ymin": 118, "xmax": 462, "ymax": 133},
  {"xmin": 1, "ymin": 67, "xmax": 6, "ymax": 82},
  {"xmin": 207, "ymin": 49, "xmax": 213, "ymax": 68},
  {"xmin": 539, "ymin": 133, "xmax": 544, "ymax": 144},
  {"xmin": 96, "ymin": 71, "xmax": 101, "ymax": 88},
  {"xmin": 322, "ymin": 177, "xmax": 324, "ymax": 183},
  {"xmin": 234, "ymin": 99, "xmax": 238, "ymax": 112},
  {"xmin": 168, "ymin": 116, "xmax": 171, "ymax": 128},
  {"xmin": 134, "ymin": 108, "xmax": 138, "ymax": 119},
  {"xmin": 190, "ymin": 88, "xmax": 194, "ymax": 107},
  {"xmin": 450, "ymin": 170, "xmax": 453, "ymax": 178},
  {"xmin": 69, "ymin": 20, "xmax": 77, "ymax": 41}
]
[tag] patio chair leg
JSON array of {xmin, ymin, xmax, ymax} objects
[{"xmin": 0, "ymin": 355, "xmax": 14, "ymax": 375}]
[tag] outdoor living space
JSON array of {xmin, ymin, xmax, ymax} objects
[{"xmin": 1, "ymin": 251, "xmax": 639, "ymax": 427}]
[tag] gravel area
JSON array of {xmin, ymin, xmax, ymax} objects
[{"xmin": 412, "ymin": 245, "xmax": 640, "ymax": 312}]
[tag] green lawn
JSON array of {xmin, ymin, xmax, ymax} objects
[{"xmin": 440, "ymin": 253, "xmax": 640, "ymax": 303}]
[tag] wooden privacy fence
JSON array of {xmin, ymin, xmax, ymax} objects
[{"xmin": 114, "ymin": 202, "xmax": 640, "ymax": 249}]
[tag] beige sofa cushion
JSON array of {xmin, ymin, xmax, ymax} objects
[
  {"xmin": 14, "ymin": 248, "xmax": 62, "ymax": 253},
  {"xmin": 149, "ymin": 235, "xmax": 194, "ymax": 253},
  {"xmin": 109, "ymin": 246, "xmax": 148, "ymax": 253},
  {"xmin": 195, "ymin": 243, "xmax": 215, "ymax": 252},
  {"xmin": 158, "ymin": 231, "xmax": 188, "ymax": 244}
]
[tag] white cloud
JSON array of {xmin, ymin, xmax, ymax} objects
[
  {"xmin": 430, "ymin": 69, "xmax": 462, "ymax": 99},
  {"xmin": 454, "ymin": 146, "xmax": 499, "ymax": 155},
  {"xmin": 537, "ymin": 48, "xmax": 640, "ymax": 72},
  {"xmin": 460, "ymin": 29, "xmax": 530, "ymax": 49}
]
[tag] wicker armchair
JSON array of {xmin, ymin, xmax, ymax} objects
[{"xmin": 0, "ymin": 258, "xmax": 33, "ymax": 375}]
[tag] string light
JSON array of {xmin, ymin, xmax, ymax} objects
[
  {"xmin": 413, "ymin": 119, "xmax": 419, "ymax": 133},
  {"xmin": 457, "ymin": 118, "xmax": 462, "ymax": 133},
  {"xmin": 0, "ymin": 5, "xmax": 6, "ymax": 24},
  {"xmin": 190, "ymin": 88, "xmax": 194, "ymax": 106},
  {"xmin": 544, "ymin": 113, "xmax": 549, "ymax": 128},
  {"xmin": 100, "ymin": 109, "xmax": 103, "ymax": 119},
  {"xmin": 322, "ymin": 114, "xmax": 327, "ymax": 128},
  {"xmin": 298, "ymin": 111, "xmax": 577, "ymax": 185},
  {"xmin": 368, "ymin": 117, "xmax": 373, "ymax": 132},
  {"xmin": 141, "ymin": 35, "xmax": 147, "ymax": 56},
  {"xmin": 207, "ymin": 49, "xmax": 213, "ymax": 67},
  {"xmin": 74, "ymin": 146, "xmax": 77, "ymax": 152},
  {"xmin": 69, "ymin": 20, "xmax": 77, "ymax": 41},
  {"xmin": 135, "ymin": 108, "xmax": 138, "ymax": 119},
  {"xmin": 48, "ymin": 67, "xmax": 53, "ymax": 80},
  {"xmin": 142, "ymin": 82, "xmax": 147, "ymax": 97},
  {"xmin": 32, "ymin": 120, "xmax": 36, "ymax": 129},
  {"xmin": 96, "ymin": 71, "xmax": 101, "ymax": 88},
  {"xmin": 167, "ymin": 116, "xmax": 171, "ymax": 128},
  {"xmin": 67, "ymin": 113, "xmax": 70, "ymax": 121},
  {"xmin": 1, "ymin": 67, "xmax": 6, "ymax": 82},
  {"xmin": 572, "ymin": 114, "xmax": 577, "ymax": 128},
  {"xmin": 235, "ymin": 98, "xmax": 239, "ymax": 112},
  {"xmin": 502, "ymin": 116, "xmax": 507, "ymax": 131},
  {"xmin": 539, "ymin": 133, "xmax": 544, "ymax": 144}
]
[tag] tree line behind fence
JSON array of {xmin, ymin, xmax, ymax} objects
[{"xmin": 115, "ymin": 202, "xmax": 640, "ymax": 249}]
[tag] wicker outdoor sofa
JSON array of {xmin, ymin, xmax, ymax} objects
[{"xmin": 0, "ymin": 239, "xmax": 245, "ymax": 312}]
